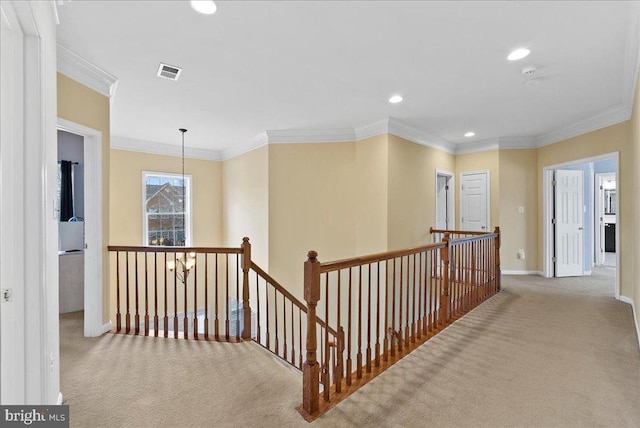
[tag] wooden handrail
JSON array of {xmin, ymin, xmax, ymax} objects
[
  {"xmin": 429, "ymin": 227, "xmax": 490, "ymax": 236},
  {"xmin": 449, "ymin": 233, "xmax": 498, "ymax": 245},
  {"xmin": 320, "ymin": 242, "xmax": 446, "ymax": 273},
  {"xmin": 250, "ymin": 262, "xmax": 306, "ymax": 311},
  {"xmin": 250, "ymin": 261, "xmax": 339, "ymax": 339},
  {"xmin": 108, "ymin": 245, "xmax": 243, "ymax": 254}
]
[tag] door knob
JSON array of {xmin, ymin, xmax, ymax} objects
[
  {"xmin": 481, "ymin": 226, "xmax": 486, "ymax": 230},
  {"xmin": 578, "ymin": 227, "xmax": 584, "ymax": 230}
]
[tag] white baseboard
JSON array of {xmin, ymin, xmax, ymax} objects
[
  {"xmin": 502, "ymin": 270, "xmax": 542, "ymax": 276},
  {"xmin": 619, "ymin": 296, "xmax": 640, "ymax": 351},
  {"xmin": 57, "ymin": 392, "xmax": 64, "ymax": 405},
  {"xmin": 101, "ymin": 321, "xmax": 112, "ymax": 335}
]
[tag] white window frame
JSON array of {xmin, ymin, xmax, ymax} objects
[{"xmin": 142, "ymin": 171, "xmax": 193, "ymax": 246}]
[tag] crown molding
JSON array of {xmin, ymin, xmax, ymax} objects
[
  {"xmin": 387, "ymin": 117, "xmax": 456, "ymax": 154},
  {"xmin": 266, "ymin": 127, "xmax": 356, "ymax": 144},
  {"xmin": 497, "ymin": 136, "xmax": 538, "ymax": 150},
  {"xmin": 535, "ymin": 105, "xmax": 631, "ymax": 148},
  {"xmin": 355, "ymin": 119, "xmax": 389, "ymax": 141},
  {"xmin": 455, "ymin": 139, "xmax": 500, "ymax": 155},
  {"xmin": 111, "ymin": 136, "xmax": 222, "ymax": 161},
  {"xmin": 220, "ymin": 132, "xmax": 268, "ymax": 160},
  {"xmin": 57, "ymin": 45, "xmax": 118, "ymax": 99}
]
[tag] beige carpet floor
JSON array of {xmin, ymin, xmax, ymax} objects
[{"xmin": 61, "ymin": 267, "xmax": 640, "ymax": 427}]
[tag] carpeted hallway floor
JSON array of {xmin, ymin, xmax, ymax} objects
[{"xmin": 60, "ymin": 267, "xmax": 640, "ymax": 427}]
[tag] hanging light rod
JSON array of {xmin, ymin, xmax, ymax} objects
[{"xmin": 179, "ymin": 129, "xmax": 187, "ymax": 247}]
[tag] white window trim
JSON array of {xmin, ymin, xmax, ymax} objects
[{"xmin": 142, "ymin": 171, "xmax": 193, "ymax": 246}]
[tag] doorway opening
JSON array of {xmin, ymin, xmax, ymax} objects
[
  {"xmin": 57, "ymin": 130, "xmax": 86, "ymax": 322},
  {"xmin": 595, "ymin": 172, "xmax": 617, "ymax": 268},
  {"xmin": 57, "ymin": 119, "xmax": 106, "ymax": 337},
  {"xmin": 542, "ymin": 152, "xmax": 619, "ymax": 298},
  {"xmin": 435, "ymin": 170, "xmax": 454, "ymax": 230}
]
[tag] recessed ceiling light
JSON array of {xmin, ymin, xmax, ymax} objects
[
  {"xmin": 507, "ymin": 48, "xmax": 530, "ymax": 61},
  {"xmin": 389, "ymin": 95, "xmax": 403, "ymax": 104},
  {"xmin": 464, "ymin": 132, "xmax": 475, "ymax": 137},
  {"xmin": 190, "ymin": 0, "xmax": 217, "ymax": 15}
]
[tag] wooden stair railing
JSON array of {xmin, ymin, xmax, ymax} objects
[
  {"xmin": 108, "ymin": 238, "xmax": 339, "ymax": 373},
  {"xmin": 298, "ymin": 227, "xmax": 501, "ymax": 421},
  {"xmin": 249, "ymin": 260, "xmax": 340, "ymax": 373},
  {"xmin": 109, "ymin": 229, "xmax": 501, "ymax": 422},
  {"xmin": 108, "ymin": 244, "xmax": 248, "ymax": 341}
]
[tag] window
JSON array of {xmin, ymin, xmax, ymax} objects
[{"xmin": 143, "ymin": 172, "xmax": 192, "ymax": 246}]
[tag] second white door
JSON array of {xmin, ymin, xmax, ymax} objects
[
  {"xmin": 554, "ymin": 169, "xmax": 584, "ymax": 277},
  {"xmin": 460, "ymin": 171, "xmax": 489, "ymax": 232}
]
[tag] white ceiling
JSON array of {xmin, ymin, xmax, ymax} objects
[{"xmin": 56, "ymin": 1, "xmax": 639, "ymax": 158}]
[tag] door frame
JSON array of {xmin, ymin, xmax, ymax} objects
[
  {"xmin": 459, "ymin": 169, "xmax": 490, "ymax": 232},
  {"xmin": 435, "ymin": 169, "xmax": 454, "ymax": 230},
  {"xmin": 0, "ymin": 0, "xmax": 60, "ymax": 405},
  {"xmin": 542, "ymin": 152, "xmax": 619, "ymax": 298},
  {"xmin": 57, "ymin": 118, "xmax": 107, "ymax": 337}
]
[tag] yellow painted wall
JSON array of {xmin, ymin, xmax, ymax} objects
[
  {"xmin": 222, "ymin": 145, "xmax": 269, "ymax": 267},
  {"xmin": 387, "ymin": 135, "xmax": 456, "ymax": 249},
  {"xmin": 355, "ymin": 135, "xmax": 389, "ymax": 255},
  {"xmin": 537, "ymin": 121, "xmax": 632, "ymax": 298},
  {"xmin": 455, "ymin": 150, "xmax": 500, "ymax": 232},
  {"xmin": 57, "ymin": 73, "xmax": 111, "ymax": 323},
  {"xmin": 268, "ymin": 142, "xmax": 357, "ymax": 299},
  {"xmin": 499, "ymin": 149, "xmax": 538, "ymax": 272},
  {"xmin": 109, "ymin": 149, "xmax": 222, "ymax": 247}
]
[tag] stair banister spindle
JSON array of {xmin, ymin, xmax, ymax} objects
[
  {"xmin": 144, "ymin": 252, "xmax": 149, "ymax": 336},
  {"xmin": 440, "ymin": 233, "xmax": 450, "ymax": 325},
  {"xmin": 241, "ymin": 237, "xmax": 252, "ymax": 340},
  {"xmin": 205, "ymin": 254, "xmax": 209, "ymax": 339},
  {"xmin": 302, "ymin": 250, "xmax": 321, "ymax": 417},
  {"xmin": 154, "ymin": 252, "xmax": 158, "ymax": 337},
  {"xmin": 494, "ymin": 227, "xmax": 501, "ymax": 292},
  {"xmin": 135, "ymin": 252, "xmax": 140, "ymax": 335},
  {"xmin": 116, "ymin": 252, "xmax": 121, "ymax": 332}
]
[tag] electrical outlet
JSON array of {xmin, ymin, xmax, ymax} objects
[
  {"xmin": 517, "ymin": 249, "xmax": 526, "ymax": 260},
  {"xmin": 518, "ymin": 206, "xmax": 525, "ymax": 214},
  {"xmin": 2, "ymin": 288, "xmax": 12, "ymax": 303}
]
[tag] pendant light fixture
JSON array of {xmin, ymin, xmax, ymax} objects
[{"xmin": 168, "ymin": 128, "xmax": 195, "ymax": 283}]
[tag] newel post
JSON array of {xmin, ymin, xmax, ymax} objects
[
  {"xmin": 241, "ymin": 237, "xmax": 252, "ymax": 340},
  {"xmin": 494, "ymin": 227, "xmax": 501, "ymax": 292},
  {"xmin": 439, "ymin": 233, "xmax": 451, "ymax": 326},
  {"xmin": 302, "ymin": 250, "xmax": 321, "ymax": 417}
]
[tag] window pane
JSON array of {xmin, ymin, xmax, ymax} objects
[
  {"xmin": 145, "ymin": 173, "xmax": 190, "ymax": 246},
  {"xmin": 147, "ymin": 214, "xmax": 186, "ymax": 246}
]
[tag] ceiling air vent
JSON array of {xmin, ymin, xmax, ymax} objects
[{"xmin": 157, "ymin": 63, "xmax": 182, "ymax": 81}]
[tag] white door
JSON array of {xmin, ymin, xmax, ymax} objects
[
  {"xmin": 555, "ymin": 170, "xmax": 584, "ymax": 277},
  {"xmin": 460, "ymin": 171, "xmax": 489, "ymax": 232},
  {"xmin": 436, "ymin": 174, "xmax": 451, "ymax": 230}
]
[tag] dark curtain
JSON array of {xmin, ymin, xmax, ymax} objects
[{"xmin": 60, "ymin": 160, "xmax": 74, "ymax": 221}]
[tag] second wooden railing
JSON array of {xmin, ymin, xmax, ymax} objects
[
  {"xmin": 108, "ymin": 238, "xmax": 339, "ymax": 373},
  {"xmin": 299, "ymin": 227, "xmax": 501, "ymax": 420}
]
